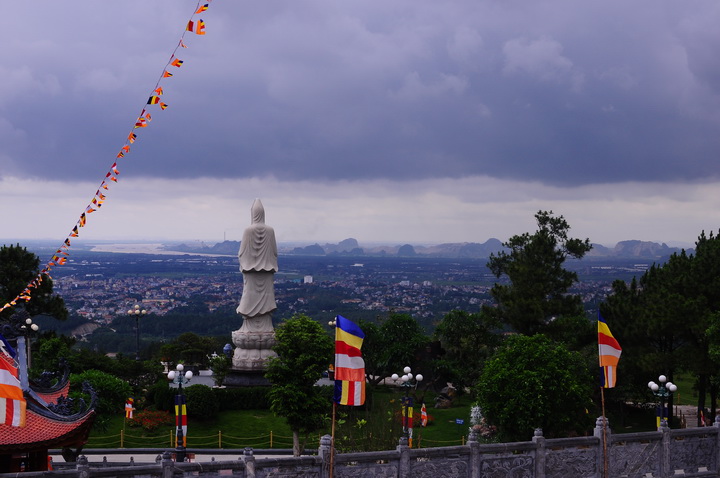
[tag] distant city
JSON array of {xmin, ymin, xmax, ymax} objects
[{"xmin": 5, "ymin": 236, "xmax": 684, "ymax": 352}]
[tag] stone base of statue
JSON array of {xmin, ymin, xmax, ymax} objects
[
  {"xmin": 227, "ymin": 313, "xmax": 277, "ymax": 387},
  {"xmin": 223, "ymin": 369, "xmax": 271, "ymax": 387}
]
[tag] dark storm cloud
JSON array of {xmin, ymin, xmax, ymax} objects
[{"xmin": 3, "ymin": 0, "xmax": 720, "ymax": 187}]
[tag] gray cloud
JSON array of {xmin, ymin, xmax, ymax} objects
[{"xmin": 3, "ymin": 0, "xmax": 720, "ymax": 188}]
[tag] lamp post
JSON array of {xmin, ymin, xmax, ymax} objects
[
  {"xmin": 127, "ymin": 304, "xmax": 146, "ymax": 361},
  {"xmin": 391, "ymin": 366, "xmax": 423, "ymax": 446},
  {"xmin": 648, "ymin": 375, "xmax": 677, "ymax": 429},
  {"xmin": 168, "ymin": 363, "xmax": 193, "ymax": 462}
]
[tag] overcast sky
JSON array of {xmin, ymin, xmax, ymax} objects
[{"xmin": 2, "ymin": 0, "xmax": 720, "ymax": 249}]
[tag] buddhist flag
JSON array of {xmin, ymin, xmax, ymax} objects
[
  {"xmin": 187, "ymin": 19, "xmax": 206, "ymax": 35},
  {"xmin": 171, "ymin": 57, "xmax": 184, "ymax": 67},
  {"xmin": 334, "ymin": 315, "xmax": 365, "ymax": 406},
  {"xmin": 421, "ymin": 403, "xmax": 428, "ymax": 427},
  {"xmin": 160, "ymin": 102, "xmax": 168, "ymax": 110},
  {"xmin": 196, "ymin": 3, "xmax": 209, "ymax": 13},
  {"xmin": 598, "ymin": 312, "xmax": 622, "ymax": 388},
  {"xmin": 125, "ymin": 398, "xmax": 134, "ymax": 419},
  {"xmin": 0, "ymin": 349, "xmax": 26, "ymax": 427},
  {"xmin": 163, "ymin": 70, "xmax": 173, "ymax": 78},
  {"xmin": 128, "ymin": 133, "xmax": 137, "ymax": 143},
  {"xmin": 175, "ymin": 394, "xmax": 187, "ymax": 446},
  {"xmin": 147, "ymin": 96, "xmax": 161, "ymax": 105},
  {"xmin": 154, "ymin": 86, "xmax": 164, "ymax": 95}
]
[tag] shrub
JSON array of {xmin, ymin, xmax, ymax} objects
[
  {"xmin": 70, "ymin": 369, "xmax": 132, "ymax": 417},
  {"xmin": 147, "ymin": 380, "xmax": 176, "ymax": 412},
  {"xmin": 185, "ymin": 384, "xmax": 219, "ymax": 420}
]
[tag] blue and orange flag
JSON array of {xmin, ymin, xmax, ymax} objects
[
  {"xmin": 598, "ymin": 312, "xmax": 622, "ymax": 388},
  {"xmin": 334, "ymin": 315, "xmax": 365, "ymax": 406}
]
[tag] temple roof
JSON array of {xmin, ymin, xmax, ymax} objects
[{"xmin": 0, "ymin": 407, "xmax": 95, "ymax": 453}]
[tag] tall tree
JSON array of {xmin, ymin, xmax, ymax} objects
[
  {"xmin": 603, "ymin": 232, "xmax": 720, "ymax": 426},
  {"xmin": 360, "ymin": 312, "xmax": 429, "ymax": 386},
  {"xmin": 0, "ymin": 244, "xmax": 67, "ymax": 321},
  {"xmin": 265, "ymin": 314, "xmax": 334, "ymax": 456},
  {"xmin": 433, "ymin": 309, "xmax": 501, "ymax": 390},
  {"xmin": 486, "ymin": 210, "xmax": 591, "ymax": 335}
]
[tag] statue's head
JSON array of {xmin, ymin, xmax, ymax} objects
[{"xmin": 251, "ymin": 198, "xmax": 265, "ymax": 224}]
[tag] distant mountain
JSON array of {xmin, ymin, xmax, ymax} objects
[
  {"xmin": 587, "ymin": 240, "xmax": 692, "ymax": 260},
  {"xmin": 161, "ymin": 238, "xmax": 692, "ymax": 260}
]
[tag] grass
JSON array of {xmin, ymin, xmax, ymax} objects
[{"xmin": 86, "ymin": 389, "xmax": 475, "ymax": 451}]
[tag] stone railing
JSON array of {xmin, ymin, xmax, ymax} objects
[{"xmin": 6, "ymin": 417, "xmax": 720, "ymax": 478}]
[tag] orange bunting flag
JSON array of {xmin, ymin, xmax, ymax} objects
[
  {"xmin": 117, "ymin": 151, "xmax": 125, "ymax": 158},
  {"xmin": 145, "ymin": 113, "xmax": 152, "ymax": 122},
  {"xmin": 128, "ymin": 133, "xmax": 137, "ymax": 143},
  {"xmin": 64, "ymin": 238, "xmax": 71, "ymax": 247},
  {"xmin": 180, "ymin": 40, "xmax": 188, "ymax": 49},
  {"xmin": 187, "ymin": 19, "xmax": 206, "ymax": 35},
  {"xmin": 98, "ymin": 192, "xmax": 106, "ymax": 200},
  {"xmin": 147, "ymin": 96, "xmax": 161, "ymax": 105},
  {"xmin": 163, "ymin": 70, "xmax": 173, "ymax": 78},
  {"xmin": 135, "ymin": 118, "xmax": 147, "ymax": 128},
  {"xmin": 160, "ymin": 102, "xmax": 168, "ymax": 110},
  {"xmin": 122, "ymin": 145, "xmax": 130, "ymax": 153},
  {"xmin": 70, "ymin": 226, "xmax": 79, "ymax": 237},
  {"xmin": 110, "ymin": 176, "xmax": 118, "ymax": 183},
  {"xmin": 171, "ymin": 57, "xmax": 184, "ymax": 67},
  {"xmin": 196, "ymin": 3, "xmax": 209, "ymax": 13},
  {"xmin": 79, "ymin": 213, "xmax": 87, "ymax": 227},
  {"xmin": 111, "ymin": 162, "xmax": 120, "ymax": 174},
  {"xmin": 154, "ymin": 86, "xmax": 164, "ymax": 95},
  {"xmin": 86, "ymin": 206, "xmax": 96, "ymax": 214}
]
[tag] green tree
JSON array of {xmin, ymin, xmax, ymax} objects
[
  {"xmin": 433, "ymin": 309, "xmax": 501, "ymax": 390},
  {"xmin": 265, "ymin": 314, "xmax": 334, "ymax": 456},
  {"xmin": 158, "ymin": 332, "xmax": 218, "ymax": 368},
  {"xmin": 605, "ymin": 231, "xmax": 720, "ymax": 425},
  {"xmin": 0, "ymin": 243, "xmax": 67, "ymax": 321},
  {"xmin": 475, "ymin": 334, "xmax": 594, "ymax": 441},
  {"xmin": 486, "ymin": 211, "xmax": 591, "ymax": 335},
  {"xmin": 360, "ymin": 313, "xmax": 429, "ymax": 386}
]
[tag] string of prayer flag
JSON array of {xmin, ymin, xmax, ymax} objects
[{"xmin": 0, "ymin": 0, "xmax": 214, "ymax": 314}]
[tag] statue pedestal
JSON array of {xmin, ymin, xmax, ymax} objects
[
  {"xmin": 223, "ymin": 369, "xmax": 271, "ymax": 387},
  {"xmin": 229, "ymin": 313, "xmax": 276, "ymax": 387}
]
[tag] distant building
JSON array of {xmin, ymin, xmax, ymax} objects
[{"xmin": 304, "ymin": 275, "xmax": 313, "ymax": 284}]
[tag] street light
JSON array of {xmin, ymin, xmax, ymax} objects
[
  {"xmin": 648, "ymin": 375, "xmax": 677, "ymax": 429},
  {"xmin": 168, "ymin": 364, "xmax": 193, "ymax": 462},
  {"xmin": 391, "ymin": 366, "xmax": 423, "ymax": 446},
  {"xmin": 127, "ymin": 304, "xmax": 147, "ymax": 360}
]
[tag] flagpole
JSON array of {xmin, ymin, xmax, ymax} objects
[
  {"xmin": 601, "ymin": 386, "xmax": 608, "ymax": 478},
  {"xmin": 329, "ymin": 401, "xmax": 337, "ymax": 478}
]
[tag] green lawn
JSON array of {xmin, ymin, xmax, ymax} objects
[{"xmin": 86, "ymin": 390, "xmax": 475, "ymax": 451}]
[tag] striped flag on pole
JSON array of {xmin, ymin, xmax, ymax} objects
[
  {"xmin": 598, "ymin": 312, "xmax": 622, "ymax": 388},
  {"xmin": 334, "ymin": 315, "xmax": 365, "ymax": 406},
  {"xmin": 125, "ymin": 397, "xmax": 134, "ymax": 419},
  {"xmin": 175, "ymin": 394, "xmax": 187, "ymax": 446},
  {"xmin": 0, "ymin": 350, "xmax": 26, "ymax": 427}
]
